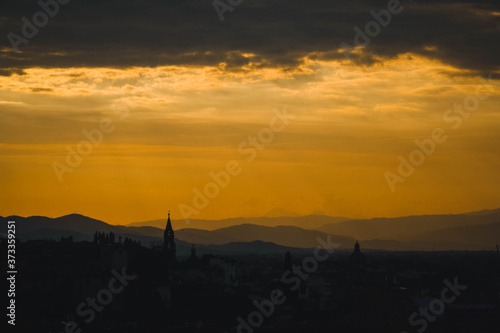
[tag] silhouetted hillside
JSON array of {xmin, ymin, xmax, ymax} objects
[
  {"xmin": 316, "ymin": 212, "xmax": 500, "ymax": 241},
  {"xmin": 0, "ymin": 214, "xmax": 162, "ymax": 238},
  {"xmin": 464, "ymin": 208, "xmax": 500, "ymax": 215},
  {"xmin": 2, "ymin": 210, "xmax": 499, "ymax": 251},
  {"xmin": 175, "ymin": 224, "xmax": 353, "ymax": 248},
  {"xmin": 0, "ymin": 215, "xmax": 339, "ymax": 255},
  {"xmin": 409, "ymin": 221, "xmax": 500, "ymax": 247},
  {"xmin": 127, "ymin": 215, "xmax": 349, "ymax": 230}
]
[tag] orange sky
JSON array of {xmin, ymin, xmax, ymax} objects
[{"xmin": 1, "ymin": 54, "xmax": 499, "ymax": 224}]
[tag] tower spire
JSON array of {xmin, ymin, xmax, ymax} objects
[
  {"xmin": 163, "ymin": 210, "xmax": 176, "ymax": 263},
  {"xmin": 166, "ymin": 210, "xmax": 173, "ymax": 232}
]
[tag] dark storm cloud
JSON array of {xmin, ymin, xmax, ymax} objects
[
  {"xmin": 0, "ymin": 67, "xmax": 26, "ymax": 76},
  {"xmin": 31, "ymin": 87, "xmax": 53, "ymax": 92},
  {"xmin": 0, "ymin": 0, "xmax": 499, "ymax": 73}
]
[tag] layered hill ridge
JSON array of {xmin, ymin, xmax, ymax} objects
[
  {"xmin": 127, "ymin": 215, "xmax": 349, "ymax": 231},
  {"xmin": 315, "ymin": 213, "xmax": 500, "ymax": 241},
  {"xmin": 175, "ymin": 224, "xmax": 353, "ymax": 248},
  {"xmin": 1, "ymin": 208, "xmax": 499, "ymax": 251}
]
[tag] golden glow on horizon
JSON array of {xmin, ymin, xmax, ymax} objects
[{"xmin": 0, "ymin": 53, "xmax": 499, "ymax": 224}]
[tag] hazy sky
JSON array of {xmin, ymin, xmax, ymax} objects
[{"xmin": 1, "ymin": 0, "xmax": 499, "ymax": 224}]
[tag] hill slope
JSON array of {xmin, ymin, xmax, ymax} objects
[
  {"xmin": 316, "ymin": 213, "xmax": 500, "ymax": 241},
  {"xmin": 127, "ymin": 215, "xmax": 348, "ymax": 231},
  {"xmin": 409, "ymin": 221, "xmax": 500, "ymax": 247},
  {"xmin": 2, "ymin": 211, "xmax": 499, "ymax": 251},
  {"xmin": 175, "ymin": 224, "xmax": 352, "ymax": 248}
]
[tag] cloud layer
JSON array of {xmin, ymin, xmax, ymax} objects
[{"xmin": 1, "ymin": 0, "xmax": 499, "ymax": 74}]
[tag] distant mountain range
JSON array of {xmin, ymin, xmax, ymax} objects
[
  {"xmin": 126, "ymin": 215, "xmax": 349, "ymax": 231},
  {"xmin": 1, "ymin": 209, "xmax": 499, "ymax": 252},
  {"xmin": 464, "ymin": 208, "xmax": 500, "ymax": 215},
  {"xmin": 174, "ymin": 224, "xmax": 353, "ymax": 248},
  {"xmin": 315, "ymin": 212, "xmax": 500, "ymax": 247}
]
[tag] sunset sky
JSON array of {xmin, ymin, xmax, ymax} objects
[{"xmin": 1, "ymin": 0, "xmax": 499, "ymax": 224}]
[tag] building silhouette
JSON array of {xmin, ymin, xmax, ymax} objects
[
  {"xmin": 349, "ymin": 241, "xmax": 366, "ymax": 288},
  {"xmin": 162, "ymin": 211, "xmax": 176, "ymax": 263}
]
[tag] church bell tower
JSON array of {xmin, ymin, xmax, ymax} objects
[{"xmin": 163, "ymin": 211, "xmax": 176, "ymax": 262}]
